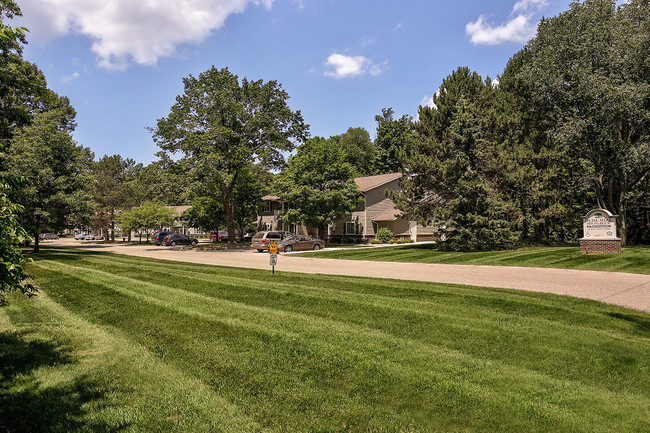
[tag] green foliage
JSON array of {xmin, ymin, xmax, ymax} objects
[
  {"xmin": 0, "ymin": 22, "xmax": 26, "ymax": 41},
  {"xmin": 3, "ymin": 107, "xmax": 93, "ymax": 252},
  {"xmin": 332, "ymin": 127, "xmax": 377, "ymax": 176},
  {"xmin": 438, "ymin": 180, "xmax": 519, "ymax": 251},
  {"xmin": 152, "ymin": 66, "xmax": 308, "ymax": 242},
  {"xmin": 135, "ymin": 155, "xmax": 191, "ymax": 205},
  {"xmin": 116, "ymin": 201, "xmax": 177, "ymax": 241},
  {"xmin": 181, "ymin": 196, "xmax": 225, "ymax": 232},
  {"xmin": 0, "ymin": 1, "xmax": 26, "ymax": 55},
  {"xmin": 278, "ymin": 137, "xmax": 362, "ymax": 239},
  {"xmin": 503, "ymin": 0, "xmax": 650, "ymax": 244},
  {"xmin": 392, "ymin": 67, "xmax": 519, "ymax": 251},
  {"xmin": 374, "ymin": 108, "xmax": 413, "ymax": 174},
  {"xmin": 91, "ymin": 154, "xmax": 142, "ymax": 241},
  {"xmin": 0, "ymin": 177, "xmax": 35, "ymax": 302},
  {"xmin": 376, "ymin": 227, "xmax": 394, "ymax": 243}
]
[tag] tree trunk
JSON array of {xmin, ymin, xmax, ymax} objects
[
  {"xmin": 226, "ymin": 200, "xmax": 236, "ymax": 244},
  {"xmin": 110, "ymin": 212, "xmax": 115, "ymax": 242},
  {"xmin": 219, "ymin": 187, "xmax": 236, "ymax": 244},
  {"xmin": 319, "ymin": 223, "xmax": 328, "ymax": 241},
  {"xmin": 33, "ymin": 233, "xmax": 40, "ymax": 253}
]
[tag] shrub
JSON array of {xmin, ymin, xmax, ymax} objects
[
  {"xmin": 376, "ymin": 228, "xmax": 394, "ymax": 243},
  {"xmin": 369, "ymin": 239, "xmax": 382, "ymax": 244}
]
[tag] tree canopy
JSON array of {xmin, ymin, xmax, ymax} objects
[
  {"xmin": 278, "ymin": 137, "xmax": 362, "ymax": 239},
  {"xmin": 117, "ymin": 201, "xmax": 177, "ymax": 242},
  {"xmin": 152, "ymin": 66, "xmax": 309, "ymax": 242},
  {"xmin": 4, "ymin": 106, "xmax": 93, "ymax": 252},
  {"xmin": 503, "ymin": 0, "xmax": 650, "ymax": 245},
  {"xmin": 91, "ymin": 154, "xmax": 141, "ymax": 241}
]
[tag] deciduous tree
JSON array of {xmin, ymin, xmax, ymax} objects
[
  {"xmin": 117, "ymin": 201, "xmax": 177, "ymax": 243},
  {"xmin": 332, "ymin": 127, "xmax": 377, "ymax": 176},
  {"xmin": 508, "ymin": 0, "xmax": 650, "ymax": 245},
  {"xmin": 91, "ymin": 154, "xmax": 141, "ymax": 242},
  {"xmin": 278, "ymin": 137, "xmax": 362, "ymax": 239},
  {"xmin": 152, "ymin": 67, "xmax": 308, "ymax": 242},
  {"xmin": 4, "ymin": 106, "xmax": 93, "ymax": 252},
  {"xmin": 374, "ymin": 108, "xmax": 413, "ymax": 174},
  {"xmin": 0, "ymin": 177, "xmax": 36, "ymax": 303}
]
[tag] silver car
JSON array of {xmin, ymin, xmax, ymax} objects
[{"xmin": 276, "ymin": 235, "xmax": 323, "ymax": 252}]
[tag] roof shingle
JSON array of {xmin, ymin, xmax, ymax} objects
[{"xmin": 354, "ymin": 172, "xmax": 402, "ymax": 192}]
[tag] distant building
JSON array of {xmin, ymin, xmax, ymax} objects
[{"xmin": 257, "ymin": 173, "xmax": 437, "ymax": 241}]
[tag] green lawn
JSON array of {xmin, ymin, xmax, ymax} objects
[
  {"xmin": 1, "ymin": 248, "xmax": 649, "ymax": 432},
  {"xmin": 300, "ymin": 244, "xmax": 650, "ymax": 274}
]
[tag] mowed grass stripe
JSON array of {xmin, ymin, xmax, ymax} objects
[
  {"xmin": 48, "ymin": 250, "xmax": 636, "ymax": 327},
  {"xmin": 71, "ymin": 251, "xmax": 650, "ymax": 342},
  {"xmin": 301, "ymin": 245, "xmax": 650, "ymax": 274},
  {"xmin": 38, "ymin": 251, "xmax": 650, "ymax": 397},
  {"xmin": 0, "ymin": 290, "xmax": 260, "ymax": 432},
  {"xmin": 30, "ymin": 257, "xmax": 650, "ymax": 433}
]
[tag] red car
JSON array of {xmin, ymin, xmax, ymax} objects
[{"xmin": 210, "ymin": 230, "xmax": 229, "ymax": 242}]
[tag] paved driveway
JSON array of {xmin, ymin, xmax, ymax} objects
[{"xmin": 47, "ymin": 239, "xmax": 650, "ymax": 313}]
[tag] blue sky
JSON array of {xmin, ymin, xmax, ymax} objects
[{"xmin": 13, "ymin": 0, "xmax": 572, "ymax": 163}]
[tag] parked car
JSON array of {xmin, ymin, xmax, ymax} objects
[
  {"xmin": 162, "ymin": 233, "xmax": 198, "ymax": 247},
  {"xmin": 276, "ymin": 234, "xmax": 323, "ymax": 252},
  {"xmin": 153, "ymin": 231, "xmax": 174, "ymax": 246},
  {"xmin": 210, "ymin": 230, "xmax": 229, "ymax": 242},
  {"xmin": 250, "ymin": 230, "xmax": 290, "ymax": 252},
  {"xmin": 81, "ymin": 233, "xmax": 103, "ymax": 240},
  {"xmin": 74, "ymin": 233, "xmax": 86, "ymax": 240},
  {"xmin": 39, "ymin": 233, "xmax": 59, "ymax": 240}
]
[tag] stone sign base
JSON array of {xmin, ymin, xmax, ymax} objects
[{"xmin": 580, "ymin": 238, "xmax": 622, "ymax": 254}]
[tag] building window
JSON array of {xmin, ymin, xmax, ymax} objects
[
  {"xmin": 264, "ymin": 201, "xmax": 272, "ymax": 213},
  {"xmin": 290, "ymin": 223, "xmax": 297, "ymax": 234},
  {"xmin": 345, "ymin": 222, "xmax": 356, "ymax": 235}
]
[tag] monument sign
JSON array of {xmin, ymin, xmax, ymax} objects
[{"xmin": 579, "ymin": 209, "xmax": 621, "ymax": 254}]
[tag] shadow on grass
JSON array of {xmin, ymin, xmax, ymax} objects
[
  {"xmin": 27, "ymin": 248, "xmax": 110, "ymax": 263},
  {"xmin": 606, "ymin": 312, "xmax": 650, "ymax": 334},
  {"xmin": 0, "ymin": 331, "xmax": 127, "ymax": 433}
]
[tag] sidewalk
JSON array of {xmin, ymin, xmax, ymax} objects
[{"xmin": 49, "ymin": 239, "xmax": 650, "ymax": 313}]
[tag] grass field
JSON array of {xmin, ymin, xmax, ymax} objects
[
  {"xmin": 300, "ymin": 244, "xmax": 650, "ymax": 274},
  {"xmin": 1, "ymin": 248, "xmax": 649, "ymax": 432}
]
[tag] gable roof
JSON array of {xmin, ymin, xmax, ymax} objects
[
  {"xmin": 371, "ymin": 208, "xmax": 405, "ymax": 222},
  {"xmin": 354, "ymin": 172, "xmax": 402, "ymax": 192},
  {"xmin": 166, "ymin": 205, "xmax": 191, "ymax": 214}
]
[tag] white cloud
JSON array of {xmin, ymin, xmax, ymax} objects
[
  {"xmin": 323, "ymin": 53, "xmax": 385, "ymax": 79},
  {"xmin": 466, "ymin": 14, "xmax": 535, "ymax": 45},
  {"xmin": 62, "ymin": 72, "xmax": 80, "ymax": 82},
  {"xmin": 419, "ymin": 94, "xmax": 435, "ymax": 109},
  {"xmin": 15, "ymin": 0, "xmax": 274, "ymax": 70},
  {"xmin": 466, "ymin": 0, "xmax": 549, "ymax": 45},
  {"xmin": 512, "ymin": 0, "xmax": 548, "ymax": 15}
]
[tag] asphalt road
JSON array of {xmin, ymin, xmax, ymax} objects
[{"xmin": 46, "ymin": 238, "xmax": 650, "ymax": 313}]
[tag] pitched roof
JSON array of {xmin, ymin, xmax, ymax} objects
[
  {"xmin": 354, "ymin": 172, "xmax": 402, "ymax": 192},
  {"xmin": 261, "ymin": 195, "xmax": 281, "ymax": 201},
  {"xmin": 166, "ymin": 205, "xmax": 191, "ymax": 214},
  {"xmin": 371, "ymin": 208, "xmax": 405, "ymax": 222}
]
